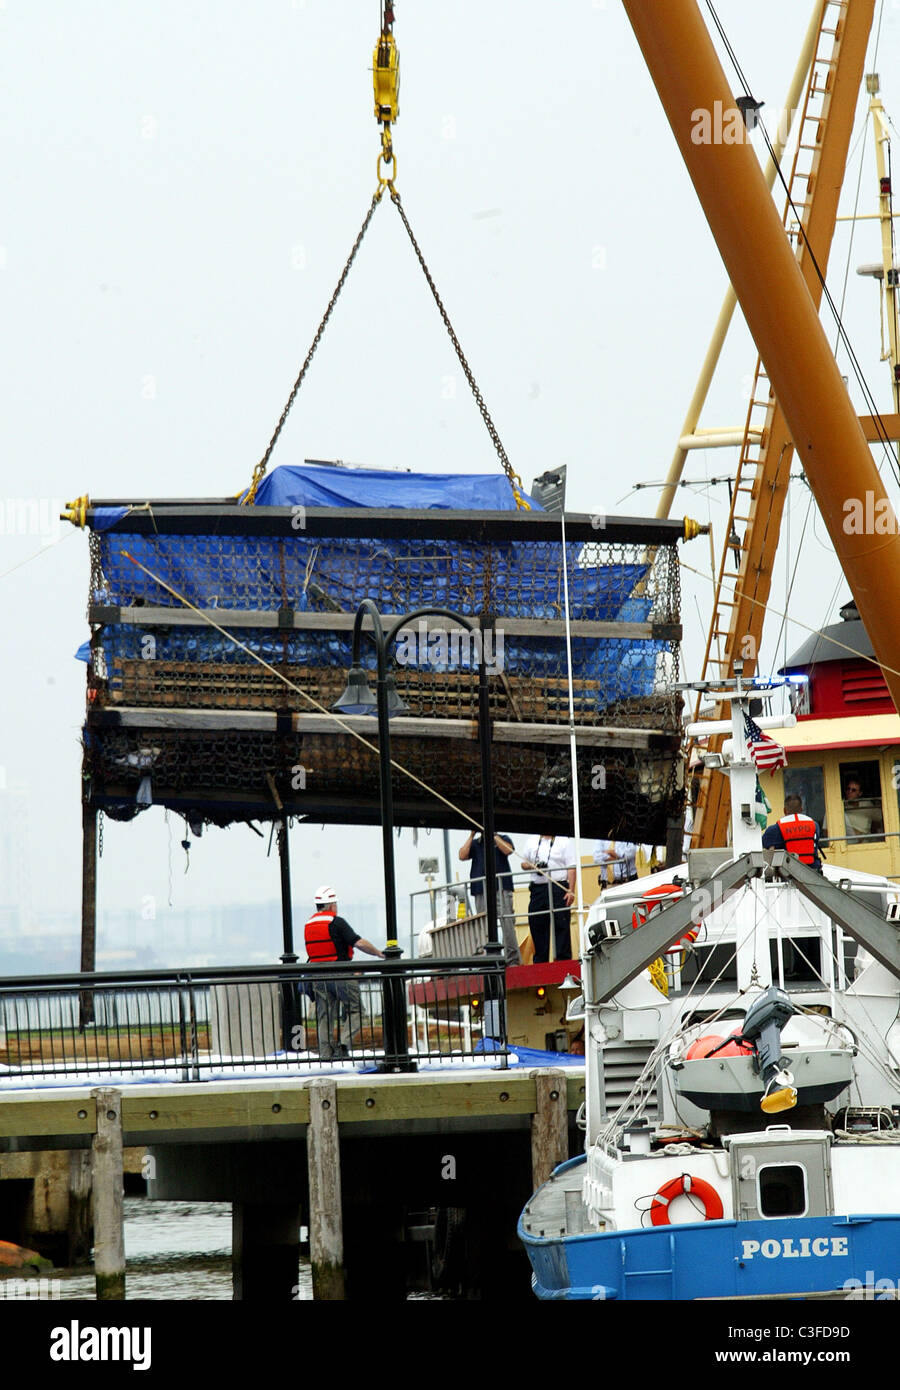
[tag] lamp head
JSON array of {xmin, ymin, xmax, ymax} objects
[
  {"xmin": 332, "ymin": 664, "xmax": 377, "ymax": 715},
  {"xmin": 383, "ymin": 673, "xmax": 410, "ymax": 717}
]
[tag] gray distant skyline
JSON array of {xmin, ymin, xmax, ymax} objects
[{"xmin": 1, "ymin": 2, "xmax": 897, "ymax": 946}]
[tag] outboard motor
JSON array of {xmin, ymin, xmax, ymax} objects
[{"xmin": 740, "ymin": 986, "xmax": 798, "ymax": 1114}]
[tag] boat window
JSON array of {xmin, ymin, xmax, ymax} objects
[
  {"xmin": 769, "ymin": 936, "xmax": 822, "ymax": 985},
  {"xmin": 679, "ymin": 943, "xmax": 737, "ymax": 988},
  {"xmin": 758, "ymin": 1163, "xmax": 808, "ymax": 1218},
  {"xmin": 839, "ymin": 761, "xmax": 884, "ymax": 844},
  {"xmin": 782, "ymin": 766, "xmax": 826, "ymax": 837}
]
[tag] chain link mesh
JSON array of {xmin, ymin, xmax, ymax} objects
[{"xmin": 85, "ymin": 528, "xmax": 683, "ymax": 839}]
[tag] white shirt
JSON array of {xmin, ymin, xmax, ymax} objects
[
  {"xmin": 523, "ymin": 835, "xmax": 575, "ymax": 884},
  {"xmin": 593, "ymin": 839, "xmax": 638, "ymax": 883}
]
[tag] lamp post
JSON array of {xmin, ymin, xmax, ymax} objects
[{"xmin": 333, "ymin": 600, "xmax": 503, "ymax": 1067}]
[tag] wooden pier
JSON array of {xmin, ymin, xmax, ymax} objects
[{"xmin": 0, "ymin": 1066, "xmax": 584, "ymax": 1300}]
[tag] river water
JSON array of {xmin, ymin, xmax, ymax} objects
[{"xmin": 45, "ymin": 1197, "xmax": 313, "ymax": 1301}]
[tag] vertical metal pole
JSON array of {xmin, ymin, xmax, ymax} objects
[
  {"xmin": 478, "ymin": 642, "xmax": 507, "ymax": 1050},
  {"xmin": 374, "ymin": 628, "xmax": 412, "ymax": 1071},
  {"xmin": 442, "ymin": 828, "xmax": 452, "ymax": 889},
  {"xmin": 80, "ymin": 801, "xmax": 97, "ymax": 1029},
  {"xmin": 560, "ymin": 514, "xmax": 584, "ymax": 956},
  {"xmin": 277, "ymin": 813, "xmax": 300, "ymax": 1051},
  {"xmin": 278, "ymin": 815, "xmax": 297, "ymax": 964},
  {"xmin": 376, "ymin": 641, "xmax": 399, "ymax": 949},
  {"xmin": 478, "ymin": 649, "xmax": 499, "ymax": 946}
]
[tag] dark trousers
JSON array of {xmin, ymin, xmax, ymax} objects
[{"xmin": 528, "ymin": 881, "xmax": 571, "ymax": 963}]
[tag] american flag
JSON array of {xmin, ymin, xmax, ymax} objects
[{"xmin": 744, "ymin": 714, "xmax": 788, "ymax": 774}]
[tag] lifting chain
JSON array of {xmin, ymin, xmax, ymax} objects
[
  {"xmin": 389, "ymin": 186, "xmax": 530, "ymax": 510},
  {"xmin": 243, "ymin": 190, "xmax": 385, "ymax": 504},
  {"xmin": 245, "ymin": 0, "xmax": 528, "ymax": 511}
]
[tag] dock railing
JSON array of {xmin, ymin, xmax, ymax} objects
[
  {"xmin": 410, "ymin": 868, "xmax": 579, "ymax": 964},
  {"xmin": 0, "ymin": 956, "xmax": 508, "ymax": 1084}
]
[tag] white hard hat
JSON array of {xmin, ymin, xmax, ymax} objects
[{"xmin": 314, "ymin": 885, "xmax": 338, "ymax": 904}]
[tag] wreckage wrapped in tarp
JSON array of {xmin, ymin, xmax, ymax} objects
[{"xmin": 78, "ymin": 466, "xmax": 684, "ymax": 839}]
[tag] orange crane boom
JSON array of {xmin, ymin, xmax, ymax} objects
[
  {"xmin": 693, "ymin": 0, "xmax": 876, "ymax": 846},
  {"xmin": 622, "ymin": 0, "xmax": 900, "ymax": 725}
]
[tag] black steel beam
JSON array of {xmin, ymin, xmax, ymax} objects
[
  {"xmin": 81, "ymin": 505, "xmax": 686, "ymax": 546},
  {"xmin": 589, "ymin": 853, "xmax": 766, "ymax": 1002},
  {"xmin": 589, "ymin": 850, "xmax": 900, "ymax": 1002},
  {"xmin": 89, "ymin": 785, "xmax": 672, "ymax": 838},
  {"xmin": 768, "ymin": 851, "xmax": 900, "ymax": 982}
]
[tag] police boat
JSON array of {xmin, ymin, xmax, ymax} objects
[{"xmin": 519, "ymin": 672, "xmax": 900, "ymax": 1300}]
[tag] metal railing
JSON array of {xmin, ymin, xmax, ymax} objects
[
  {"xmin": 410, "ymin": 868, "xmax": 580, "ymax": 964},
  {"xmin": 0, "ymin": 956, "xmax": 508, "ymax": 1084}
]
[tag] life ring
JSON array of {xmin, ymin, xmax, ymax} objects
[
  {"xmin": 650, "ymin": 1173, "xmax": 724, "ymax": 1227},
  {"xmin": 631, "ymin": 883, "xmax": 699, "ymax": 954}
]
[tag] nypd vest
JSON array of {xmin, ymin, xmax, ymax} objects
[{"xmin": 778, "ymin": 814, "xmax": 817, "ymax": 866}]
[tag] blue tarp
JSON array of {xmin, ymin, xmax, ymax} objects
[
  {"xmin": 81, "ymin": 468, "xmax": 667, "ymax": 704},
  {"xmin": 246, "ymin": 464, "xmax": 540, "ymax": 511}
]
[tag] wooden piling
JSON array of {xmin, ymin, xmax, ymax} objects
[
  {"xmin": 91, "ymin": 1088, "xmax": 125, "ymax": 1300},
  {"xmin": 306, "ymin": 1078, "xmax": 345, "ymax": 1300},
  {"xmin": 67, "ymin": 1149, "xmax": 93, "ymax": 1266},
  {"xmin": 531, "ymin": 1069, "xmax": 569, "ymax": 1189}
]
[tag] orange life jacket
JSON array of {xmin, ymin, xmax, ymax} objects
[
  {"xmin": 778, "ymin": 814, "xmax": 818, "ymax": 866},
  {"xmin": 304, "ymin": 911, "xmax": 353, "ymax": 963}
]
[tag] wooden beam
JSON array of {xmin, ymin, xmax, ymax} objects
[
  {"xmin": 88, "ymin": 604, "xmax": 681, "ymax": 643},
  {"xmin": 91, "ymin": 706, "xmax": 676, "ymax": 750},
  {"xmin": 120, "ymin": 1087, "xmax": 312, "ymax": 1136},
  {"xmin": 0, "ymin": 1074, "xmax": 586, "ymax": 1149},
  {"xmin": 859, "ymin": 412, "xmax": 900, "ymax": 443},
  {"xmin": 82, "ymin": 504, "xmax": 687, "ymax": 546}
]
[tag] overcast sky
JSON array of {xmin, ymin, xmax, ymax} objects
[{"xmin": 1, "ymin": 1, "xmax": 898, "ymax": 949}]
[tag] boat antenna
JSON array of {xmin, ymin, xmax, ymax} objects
[{"xmin": 559, "ymin": 513, "xmax": 585, "ymax": 936}]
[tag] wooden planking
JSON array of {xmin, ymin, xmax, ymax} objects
[
  {"xmin": 90, "ymin": 604, "xmax": 680, "ymax": 643},
  {"xmin": 120, "ymin": 1086, "xmax": 312, "ymax": 1134},
  {"xmin": 93, "ymin": 706, "xmax": 673, "ymax": 749},
  {"xmin": 1, "ymin": 1072, "xmax": 585, "ymax": 1139},
  {"xmin": 0, "ymin": 1096, "xmax": 98, "ymax": 1140}
]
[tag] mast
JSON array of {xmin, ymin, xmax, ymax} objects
[
  {"xmin": 868, "ymin": 77, "xmax": 900, "ymax": 419},
  {"xmin": 622, "ymin": 0, "xmax": 900, "ymax": 717},
  {"xmin": 655, "ymin": 0, "xmax": 822, "ymax": 519}
]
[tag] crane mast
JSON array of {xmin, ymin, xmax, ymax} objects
[{"xmin": 690, "ymin": 0, "xmax": 877, "ymax": 847}]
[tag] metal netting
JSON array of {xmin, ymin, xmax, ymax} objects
[{"xmin": 82, "ymin": 526, "xmax": 683, "ymax": 838}]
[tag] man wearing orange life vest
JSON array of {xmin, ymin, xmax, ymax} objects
[
  {"xmin": 762, "ymin": 794, "xmax": 824, "ymax": 872},
  {"xmin": 304, "ymin": 886, "xmax": 384, "ymax": 1062}
]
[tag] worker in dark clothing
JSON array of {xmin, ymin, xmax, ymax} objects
[
  {"xmin": 762, "ymin": 794, "xmax": 824, "ymax": 871},
  {"xmin": 459, "ymin": 829, "xmax": 520, "ymax": 964},
  {"xmin": 303, "ymin": 885, "xmax": 383, "ymax": 1061}
]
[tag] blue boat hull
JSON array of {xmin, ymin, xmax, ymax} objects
[{"xmin": 519, "ymin": 1191, "xmax": 900, "ymax": 1300}]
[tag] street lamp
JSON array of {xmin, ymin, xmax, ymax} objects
[{"xmin": 333, "ymin": 600, "xmax": 504, "ymax": 1067}]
